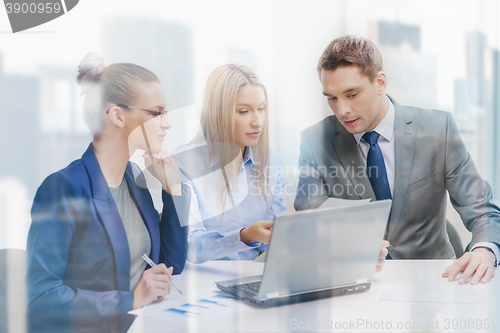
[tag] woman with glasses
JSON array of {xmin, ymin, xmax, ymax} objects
[
  {"xmin": 26, "ymin": 53, "xmax": 189, "ymax": 332},
  {"xmin": 178, "ymin": 64, "xmax": 287, "ymax": 264}
]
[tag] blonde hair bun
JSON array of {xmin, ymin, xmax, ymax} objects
[{"xmin": 76, "ymin": 52, "xmax": 106, "ymax": 96}]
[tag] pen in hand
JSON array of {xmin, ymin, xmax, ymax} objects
[{"xmin": 141, "ymin": 253, "xmax": 183, "ymax": 295}]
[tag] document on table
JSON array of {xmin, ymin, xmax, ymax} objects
[
  {"xmin": 416, "ymin": 267, "xmax": 460, "ymax": 284},
  {"xmin": 379, "ymin": 283, "xmax": 490, "ymax": 305},
  {"xmin": 319, "ymin": 198, "xmax": 371, "ymax": 209},
  {"xmin": 129, "ymin": 289, "xmax": 242, "ymax": 325}
]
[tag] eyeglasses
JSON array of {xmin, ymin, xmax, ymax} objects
[{"xmin": 106, "ymin": 104, "xmax": 169, "ymax": 118}]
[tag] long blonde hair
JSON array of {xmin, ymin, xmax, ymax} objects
[{"xmin": 196, "ymin": 64, "xmax": 270, "ymax": 212}]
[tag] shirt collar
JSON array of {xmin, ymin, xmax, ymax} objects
[
  {"xmin": 242, "ymin": 146, "xmax": 255, "ymax": 165},
  {"xmin": 353, "ymin": 95, "xmax": 395, "ymax": 145}
]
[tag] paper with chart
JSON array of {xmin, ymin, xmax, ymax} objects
[{"xmin": 129, "ymin": 289, "xmax": 242, "ymax": 325}]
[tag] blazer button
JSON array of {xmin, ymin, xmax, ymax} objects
[
  {"xmin": 388, "ymin": 245, "xmax": 394, "ymax": 251},
  {"xmin": 230, "ymin": 242, "xmax": 234, "ymax": 246},
  {"xmin": 235, "ymin": 240, "xmax": 240, "ymax": 245},
  {"xmin": 236, "ymin": 219, "xmax": 241, "ymax": 224}
]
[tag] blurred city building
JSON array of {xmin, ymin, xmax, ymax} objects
[
  {"xmin": 101, "ymin": 19, "xmax": 196, "ymax": 112},
  {"xmin": 0, "ymin": 53, "xmax": 90, "ymax": 249},
  {"xmin": 370, "ymin": 20, "xmax": 438, "ymax": 109}
]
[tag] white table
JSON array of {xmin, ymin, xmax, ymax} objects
[{"xmin": 129, "ymin": 260, "xmax": 499, "ymax": 332}]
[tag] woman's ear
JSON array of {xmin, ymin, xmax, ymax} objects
[{"xmin": 106, "ymin": 105, "xmax": 126, "ymax": 128}]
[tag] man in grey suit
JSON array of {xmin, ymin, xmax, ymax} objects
[{"xmin": 295, "ymin": 35, "xmax": 500, "ymax": 284}]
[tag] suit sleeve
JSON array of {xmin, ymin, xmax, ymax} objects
[
  {"xmin": 26, "ymin": 173, "xmax": 134, "ymax": 326},
  {"xmin": 294, "ymin": 130, "xmax": 330, "ymax": 210},
  {"xmin": 444, "ymin": 113, "xmax": 500, "ymax": 248},
  {"xmin": 159, "ymin": 185, "xmax": 190, "ymax": 274}
]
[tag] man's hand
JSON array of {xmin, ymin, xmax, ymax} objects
[
  {"xmin": 376, "ymin": 240, "xmax": 390, "ymax": 273},
  {"xmin": 133, "ymin": 264, "xmax": 173, "ymax": 309},
  {"xmin": 442, "ymin": 248, "xmax": 495, "ymax": 285},
  {"xmin": 240, "ymin": 220, "xmax": 273, "ymax": 245}
]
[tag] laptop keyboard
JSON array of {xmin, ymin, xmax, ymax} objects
[{"xmin": 235, "ymin": 281, "xmax": 261, "ymax": 296}]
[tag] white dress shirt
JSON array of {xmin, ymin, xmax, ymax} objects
[{"xmin": 353, "ymin": 95, "xmax": 396, "ymax": 197}]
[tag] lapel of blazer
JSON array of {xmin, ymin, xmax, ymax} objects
[
  {"xmin": 125, "ymin": 163, "xmax": 160, "ymax": 264},
  {"xmin": 386, "ymin": 97, "xmax": 416, "ymax": 239},
  {"xmin": 332, "ymin": 124, "xmax": 376, "ymax": 200},
  {"xmin": 81, "ymin": 144, "xmax": 130, "ymax": 291}
]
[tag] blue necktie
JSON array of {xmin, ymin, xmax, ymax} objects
[{"xmin": 362, "ymin": 131, "xmax": 392, "ymax": 200}]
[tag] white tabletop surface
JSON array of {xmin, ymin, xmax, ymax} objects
[{"xmin": 128, "ymin": 260, "xmax": 499, "ymax": 333}]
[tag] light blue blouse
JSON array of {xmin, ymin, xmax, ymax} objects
[{"xmin": 178, "ymin": 144, "xmax": 286, "ymax": 263}]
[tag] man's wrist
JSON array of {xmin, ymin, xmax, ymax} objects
[{"xmin": 472, "ymin": 247, "xmax": 496, "ymax": 265}]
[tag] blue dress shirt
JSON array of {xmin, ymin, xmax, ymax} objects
[{"xmin": 178, "ymin": 145, "xmax": 287, "ymax": 263}]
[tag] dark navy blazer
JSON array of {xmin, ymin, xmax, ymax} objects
[{"xmin": 26, "ymin": 144, "xmax": 188, "ymax": 332}]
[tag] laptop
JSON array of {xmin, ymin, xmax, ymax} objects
[{"xmin": 215, "ymin": 199, "xmax": 392, "ymax": 307}]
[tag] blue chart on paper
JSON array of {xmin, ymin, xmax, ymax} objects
[
  {"xmin": 166, "ymin": 308, "xmax": 201, "ymax": 317},
  {"xmin": 163, "ymin": 293, "xmax": 240, "ymax": 321},
  {"xmin": 129, "ymin": 291, "xmax": 241, "ymax": 324}
]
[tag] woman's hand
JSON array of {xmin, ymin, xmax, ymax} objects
[
  {"xmin": 144, "ymin": 150, "xmax": 182, "ymax": 195},
  {"xmin": 240, "ymin": 220, "xmax": 273, "ymax": 245},
  {"xmin": 133, "ymin": 264, "xmax": 173, "ymax": 309}
]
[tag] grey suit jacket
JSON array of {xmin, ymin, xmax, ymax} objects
[{"xmin": 294, "ymin": 96, "xmax": 500, "ymax": 259}]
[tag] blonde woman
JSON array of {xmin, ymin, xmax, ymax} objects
[
  {"xmin": 26, "ymin": 53, "xmax": 189, "ymax": 332},
  {"xmin": 179, "ymin": 64, "xmax": 286, "ymax": 263}
]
